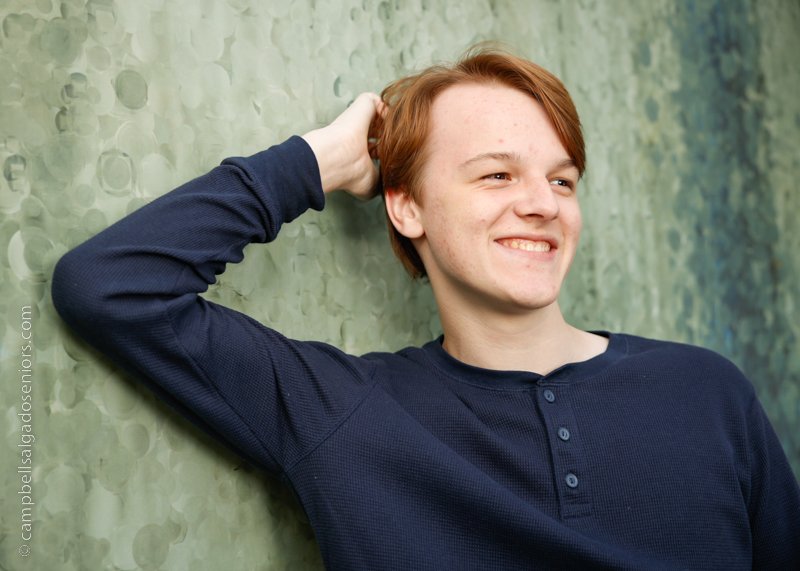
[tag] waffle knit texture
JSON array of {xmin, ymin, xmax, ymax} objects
[{"xmin": 52, "ymin": 136, "xmax": 800, "ymax": 570}]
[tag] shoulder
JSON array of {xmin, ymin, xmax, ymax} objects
[
  {"xmin": 612, "ymin": 332, "xmax": 756, "ymax": 401},
  {"xmin": 285, "ymin": 340, "xmax": 429, "ymax": 377},
  {"xmin": 358, "ymin": 343, "xmax": 430, "ymax": 372},
  {"xmin": 616, "ymin": 332, "xmax": 745, "ymax": 372}
]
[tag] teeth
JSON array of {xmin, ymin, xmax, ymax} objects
[{"xmin": 501, "ymin": 239, "xmax": 551, "ymax": 252}]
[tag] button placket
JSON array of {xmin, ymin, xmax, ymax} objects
[{"xmin": 539, "ymin": 385, "xmax": 591, "ymax": 518}]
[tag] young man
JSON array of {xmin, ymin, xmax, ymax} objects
[{"xmin": 52, "ymin": 48, "xmax": 799, "ymax": 569}]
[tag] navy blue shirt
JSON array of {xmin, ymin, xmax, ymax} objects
[{"xmin": 52, "ymin": 137, "xmax": 800, "ymax": 569}]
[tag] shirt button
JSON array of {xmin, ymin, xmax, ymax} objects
[
  {"xmin": 565, "ymin": 473, "xmax": 579, "ymax": 488},
  {"xmin": 558, "ymin": 427, "xmax": 571, "ymax": 441},
  {"xmin": 543, "ymin": 389, "xmax": 555, "ymax": 403}
]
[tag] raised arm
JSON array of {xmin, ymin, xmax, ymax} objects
[
  {"xmin": 51, "ymin": 94, "xmax": 385, "ymax": 473},
  {"xmin": 302, "ymin": 91, "xmax": 385, "ymax": 198}
]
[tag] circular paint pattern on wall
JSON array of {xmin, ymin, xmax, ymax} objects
[
  {"xmin": 114, "ymin": 69, "xmax": 147, "ymax": 110},
  {"xmin": 97, "ymin": 149, "xmax": 135, "ymax": 196}
]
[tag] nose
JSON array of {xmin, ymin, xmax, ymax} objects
[{"xmin": 512, "ymin": 177, "xmax": 559, "ymax": 220}]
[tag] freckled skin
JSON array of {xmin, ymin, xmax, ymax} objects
[
  {"xmin": 313, "ymin": 89, "xmax": 601, "ymax": 370},
  {"xmin": 410, "ymin": 83, "xmax": 583, "ymax": 319}
]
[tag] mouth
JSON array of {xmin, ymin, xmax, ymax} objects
[{"xmin": 496, "ymin": 237, "xmax": 555, "ymax": 253}]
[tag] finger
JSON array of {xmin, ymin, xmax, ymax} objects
[
  {"xmin": 376, "ymin": 98, "xmax": 388, "ymax": 119},
  {"xmin": 343, "ymin": 93, "xmax": 382, "ymax": 131},
  {"xmin": 358, "ymin": 92, "xmax": 381, "ymax": 108},
  {"xmin": 367, "ymin": 98, "xmax": 385, "ymax": 141},
  {"xmin": 367, "ymin": 137, "xmax": 379, "ymax": 160}
]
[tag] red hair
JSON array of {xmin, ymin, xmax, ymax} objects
[{"xmin": 377, "ymin": 46, "xmax": 585, "ymax": 278}]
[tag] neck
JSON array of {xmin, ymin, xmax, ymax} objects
[{"xmin": 437, "ymin": 300, "xmax": 607, "ymax": 375}]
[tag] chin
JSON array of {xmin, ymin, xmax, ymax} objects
[{"xmin": 498, "ymin": 290, "xmax": 561, "ymax": 313}]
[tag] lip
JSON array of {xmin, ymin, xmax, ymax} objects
[
  {"xmin": 492, "ymin": 235, "xmax": 559, "ymax": 262},
  {"xmin": 494, "ymin": 234, "xmax": 558, "ymax": 250}
]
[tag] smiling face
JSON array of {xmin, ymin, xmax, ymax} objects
[{"xmin": 386, "ymin": 82, "xmax": 582, "ymax": 317}]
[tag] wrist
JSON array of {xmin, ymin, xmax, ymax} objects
[{"xmin": 301, "ymin": 128, "xmax": 351, "ymax": 194}]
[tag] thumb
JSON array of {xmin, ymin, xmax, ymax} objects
[{"xmin": 335, "ymin": 92, "xmax": 382, "ymax": 134}]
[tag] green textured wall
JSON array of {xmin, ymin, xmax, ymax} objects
[{"xmin": 2, "ymin": 0, "xmax": 798, "ymax": 568}]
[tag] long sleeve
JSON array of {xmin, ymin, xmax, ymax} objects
[
  {"xmin": 51, "ymin": 136, "xmax": 376, "ymax": 473},
  {"xmin": 745, "ymin": 392, "xmax": 800, "ymax": 568}
]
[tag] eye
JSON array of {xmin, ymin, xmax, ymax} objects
[
  {"xmin": 551, "ymin": 178, "xmax": 574, "ymax": 191},
  {"xmin": 483, "ymin": 173, "xmax": 511, "ymax": 181}
]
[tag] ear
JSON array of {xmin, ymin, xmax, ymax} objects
[{"xmin": 384, "ymin": 187, "xmax": 424, "ymax": 239}]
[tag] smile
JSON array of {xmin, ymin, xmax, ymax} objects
[{"xmin": 497, "ymin": 238, "xmax": 552, "ymax": 252}]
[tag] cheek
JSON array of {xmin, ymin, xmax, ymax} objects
[
  {"xmin": 563, "ymin": 202, "xmax": 582, "ymax": 237},
  {"xmin": 424, "ymin": 212, "xmax": 480, "ymax": 268}
]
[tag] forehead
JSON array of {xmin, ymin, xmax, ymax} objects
[{"xmin": 425, "ymin": 82, "xmax": 567, "ymax": 165}]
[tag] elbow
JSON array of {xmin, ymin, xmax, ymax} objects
[{"xmin": 51, "ymin": 249, "xmax": 102, "ymax": 330}]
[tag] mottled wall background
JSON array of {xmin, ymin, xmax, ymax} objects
[{"xmin": 1, "ymin": 0, "xmax": 798, "ymax": 569}]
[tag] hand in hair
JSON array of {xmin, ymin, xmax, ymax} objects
[{"xmin": 301, "ymin": 92, "xmax": 385, "ymax": 200}]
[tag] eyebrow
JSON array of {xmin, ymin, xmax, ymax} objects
[
  {"xmin": 550, "ymin": 157, "xmax": 578, "ymax": 173},
  {"xmin": 458, "ymin": 152, "xmax": 578, "ymax": 173},
  {"xmin": 458, "ymin": 151, "xmax": 522, "ymax": 170}
]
